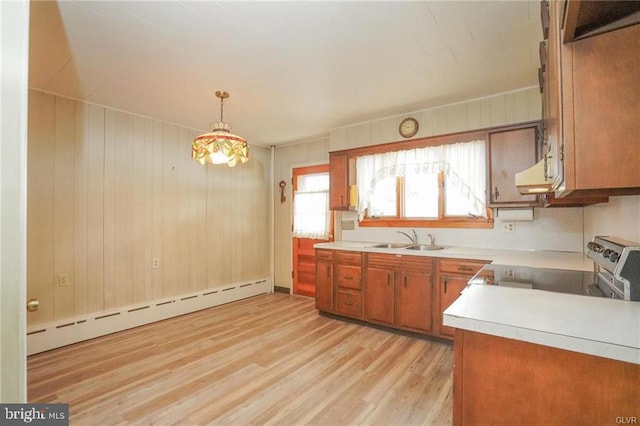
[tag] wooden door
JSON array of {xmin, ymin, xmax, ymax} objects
[
  {"xmin": 395, "ymin": 271, "xmax": 432, "ymax": 332},
  {"xmin": 292, "ymin": 164, "xmax": 332, "ymax": 297},
  {"xmin": 364, "ymin": 267, "xmax": 394, "ymax": 325},
  {"xmin": 438, "ymin": 275, "xmax": 469, "ymax": 337}
]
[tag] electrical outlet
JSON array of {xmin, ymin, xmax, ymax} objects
[
  {"xmin": 502, "ymin": 221, "xmax": 515, "ymax": 233},
  {"xmin": 504, "ymin": 269, "xmax": 515, "ymax": 279},
  {"xmin": 152, "ymin": 258, "xmax": 160, "ymax": 269},
  {"xmin": 57, "ymin": 273, "xmax": 70, "ymax": 287}
]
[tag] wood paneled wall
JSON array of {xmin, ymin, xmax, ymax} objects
[
  {"xmin": 329, "ymin": 87, "xmax": 540, "ymax": 151},
  {"xmin": 27, "ymin": 91, "xmax": 270, "ymax": 326}
]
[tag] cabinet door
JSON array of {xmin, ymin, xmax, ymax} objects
[
  {"xmin": 329, "ymin": 152, "xmax": 349, "ymax": 210},
  {"xmin": 488, "ymin": 126, "xmax": 540, "ymax": 206},
  {"xmin": 364, "ymin": 267, "xmax": 394, "ymax": 325},
  {"xmin": 395, "ymin": 271, "xmax": 432, "ymax": 332},
  {"xmin": 569, "ymin": 24, "xmax": 640, "ymax": 191},
  {"xmin": 315, "ymin": 261, "xmax": 333, "ymax": 312},
  {"xmin": 545, "ymin": 0, "xmax": 565, "ymax": 190},
  {"xmin": 439, "ymin": 275, "xmax": 469, "ymax": 337}
]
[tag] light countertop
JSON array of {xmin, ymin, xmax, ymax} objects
[
  {"xmin": 314, "ymin": 241, "xmax": 593, "ymax": 271},
  {"xmin": 317, "ymin": 240, "xmax": 638, "ymax": 364},
  {"xmin": 443, "ymin": 285, "xmax": 640, "ymax": 364}
]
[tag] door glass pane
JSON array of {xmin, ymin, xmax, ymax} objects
[
  {"xmin": 404, "ymin": 173, "xmax": 438, "ymax": 218},
  {"xmin": 368, "ymin": 175, "xmax": 397, "ymax": 217},
  {"xmin": 297, "ymin": 173, "xmax": 329, "ymax": 192}
]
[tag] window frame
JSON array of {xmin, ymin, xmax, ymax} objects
[
  {"xmin": 344, "ymin": 128, "xmax": 496, "ymax": 229},
  {"xmin": 361, "ymin": 172, "xmax": 494, "ymax": 228}
]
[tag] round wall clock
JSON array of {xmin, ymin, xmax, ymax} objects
[{"xmin": 399, "ymin": 117, "xmax": 419, "ymax": 138}]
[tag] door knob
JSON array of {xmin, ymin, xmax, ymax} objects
[{"xmin": 27, "ymin": 298, "xmax": 39, "ymax": 312}]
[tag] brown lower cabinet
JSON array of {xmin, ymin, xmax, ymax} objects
[
  {"xmin": 334, "ymin": 250, "xmax": 364, "ymax": 319},
  {"xmin": 315, "ymin": 249, "xmax": 490, "ymax": 339},
  {"xmin": 437, "ymin": 259, "xmax": 489, "ymax": 337},
  {"xmin": 453, "ymin": 329, "xmax": 640, "ymax": 425},
  {"xmin": 365, "ymin": 253, "xmax": 433, "ymax": 333}
]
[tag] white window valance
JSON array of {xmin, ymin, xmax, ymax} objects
[{"xmin": 355, "ymin": 140, "xmax": 486, "ymax": 220}]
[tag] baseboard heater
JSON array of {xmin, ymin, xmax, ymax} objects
[{"xmin": 26, "ymin": 278, "xmax": 271, "ymax": 355}]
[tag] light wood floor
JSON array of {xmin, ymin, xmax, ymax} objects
[{"xmin": 28, "ymin": 293, "xmax": 453, "ymax": 425}]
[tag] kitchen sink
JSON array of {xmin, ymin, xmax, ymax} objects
[
  {"xmin": 371, "ymin": 243, "xmax": 412, "ymax": 249},
  {"xmin": 404, "ymin": 244, "xmax": 445, "ymax": 251}
]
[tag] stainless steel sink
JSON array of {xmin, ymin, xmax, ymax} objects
[
  {"xmin": 404, "ymin": 244, "xmax": 445, "ymax": 251},
  {"xmin": 371, "ymin": 243, "xmax": 411, "ymax": 249}
]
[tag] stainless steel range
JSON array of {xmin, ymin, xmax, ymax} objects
[{"xmin": 587, "ymin": 236, "xmax": 640, "ymax": 301}]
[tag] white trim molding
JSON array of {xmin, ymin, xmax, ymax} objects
[{"xmin": 27, "ymin": 278, "xmax": 270, "ymax": 355}]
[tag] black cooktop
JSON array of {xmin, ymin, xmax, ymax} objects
[{"xmin": 470, "ymin": 264, "xmax": 603, "ymax": 297}]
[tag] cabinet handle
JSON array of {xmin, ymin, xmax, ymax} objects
[
  {"xmin": 444, "ymin": 280, "xmax": 448, "ymax": 293},
  {"xmin": 387, "ymin": 273, "xmax": 391, "ymax": 286},
  {"xmin": 543, "ymin": 153, "xmax": 554, "ymax": 180},
  {"xmin": 494, "ymin": 186, "xmax": 499, "ymax": 200},
  {"xmin": 458, "ymin": 266, "xmax": 473, "ymax": 272},
  {"xmin": 403, "ymin": 275, "xmax": 407, "ymax": 288},
  {"xmin": 326, "ymin": 266, "xmax": 330, "ymax": 278},
  {"xmin": 344, "ymin": 275, "xmax": 353, "ymax": 280},
  {"xmin": 340, "ymin": 195, "xmax": 344, "ymax": 204}
]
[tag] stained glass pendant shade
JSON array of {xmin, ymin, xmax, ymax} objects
[{"xmin": 192, "ymin": 91, "xmax": 249, "ymax": 167}]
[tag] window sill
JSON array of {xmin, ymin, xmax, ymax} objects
[{"xmin": 359, "ymin": 218, "xmax": 494, "ymax": 229}]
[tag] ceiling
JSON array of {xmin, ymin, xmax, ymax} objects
[{"xmin": 29, "ymin": 1, "xmax": 542, "ymax": 146}]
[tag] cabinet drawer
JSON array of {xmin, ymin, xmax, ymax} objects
[
  {"xmin": 439, "ymin": 259, "xmax": 487, "ymax": 276},
  {"xmin": 336, "ymin": 265, "xmax": 361, "ymax": 289},
  {"xmin": 335, "ymin": 251, "xmax": 362, "ymax": 266},
  {"xmin": 367, "ymin": 253, "xmax": 432, "ymax": 273},
  {"xmin": 335, "ymin": 290, "xmax": 362, "ymax": 318},
  {"xmin": 316, "ymin": 249, "xmax": 334, "ymax": 261}
]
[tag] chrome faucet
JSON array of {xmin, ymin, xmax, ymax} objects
[
  {"xmin": 397, "ymin": 229, "xmax": 418, "ymax": 244},
  {"xmin": 426, "ymin": 233, "xmax": 435, "ymax": 246}
]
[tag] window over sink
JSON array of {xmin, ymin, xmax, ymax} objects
[{"xmin": 356, "ymin": 139, "xmax": 492, "ymax": 228}]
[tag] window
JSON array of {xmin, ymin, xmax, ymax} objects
[
  {"xmin": 293, "ymin": 171, "xmax": 331, "ymax": 239},
  {"xmin": 356, "ymin": 140, "xmax": 491, "ymax": 228}
]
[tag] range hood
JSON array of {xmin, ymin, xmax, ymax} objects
[{"xmin": 515, "ymin": 159, "xmax": 554, "ymax": 195}]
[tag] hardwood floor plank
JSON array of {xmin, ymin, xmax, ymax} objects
[{"xmin": 28, "ymin": 294, "xmax": 453, "ymax": 425}]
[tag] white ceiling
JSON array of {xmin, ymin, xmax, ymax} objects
[{"xmin": 29, "ymin": 1, "xmax": 542, "ymax": 146}]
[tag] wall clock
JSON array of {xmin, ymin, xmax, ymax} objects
[{"xmin": 399, "ymin": 117, "xmax": 419, "ymax": 138}]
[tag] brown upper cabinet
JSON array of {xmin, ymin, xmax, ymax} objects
[
  {"xmin": 543, "ymin": 1, "xmax": 640, "ymax": 198},
  {"xmin": 329, "ymin": 152, "xmax": 349, "ymax": 210},
  {"xmin": 487, "ymin": 124, "xmax": 541, "ymax": 208},
  {"xmin": 560, "ymin": 23, "xmax": 640, "ymax": 196},
  {"xmin": 563, "ymin": 0, "xmax": 640, "ymax": 42}
]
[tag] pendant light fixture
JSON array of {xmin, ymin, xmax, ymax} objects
[{"xmin": 192, "ymin": 90, "xmax": 249, "ymax": 167}]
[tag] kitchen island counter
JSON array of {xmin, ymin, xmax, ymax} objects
[{"xmin": 443, "ymin": 284, "xmax": 640, "ymax": 364}]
